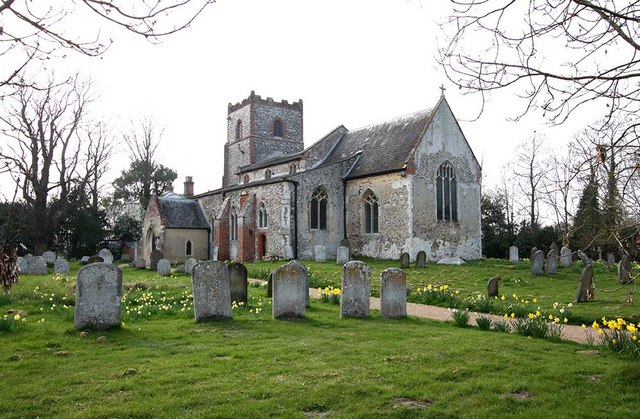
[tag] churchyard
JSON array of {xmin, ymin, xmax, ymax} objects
[{"xmin": 1, "ymin": 257, "xmax": 639, "ymax": 417}]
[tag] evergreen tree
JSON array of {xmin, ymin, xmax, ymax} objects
[{"xmin": 570, "ymin": 168, "xmax": 602, "ymax": 257}]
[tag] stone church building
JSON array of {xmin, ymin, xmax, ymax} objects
[{"xmin": 190, "ymin": 91, "xmax": 482, "ymax": 263}]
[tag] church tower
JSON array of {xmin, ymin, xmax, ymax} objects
[{"xmin": 223, "ymin": 91, "xmax": 304, "ymax": 187}]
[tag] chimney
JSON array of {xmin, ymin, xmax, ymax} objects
[{"xmin": 184, "ymin": 176, "xmax": 194, "ymax": 198}]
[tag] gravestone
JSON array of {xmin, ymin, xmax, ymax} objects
[
  {"xmin": 283, "ymin": 245, "xmax": 293, "ymax": 260},
  {"xmin": 487, "ymin": 276, "xmax": 499, "ymax": 298},
  {"xmin": 340, "ymin": 260, "xmax": 371, "ymax": 318},
  {"xmin": 380, "ymin": 268, "xmax": 407, "ymax": 318},
  {"xmin": 212, "ymin": 245, "xmax": 220, "ymax": 261},
  {"xmin": 88, "ymin": 255, "xmax": 104, "ymax": 264},
  {"xmin": 32, "ymin": 256, "xmax": 48, "ymax": 275},
  {"xmin": 415, "ymin": 251, "xmax": 427, "ymax": 268},
  {"xmin": 191, "ymin": 260, "xmax": 232, "ymax": 321},
  {"xmin": 267, "ymin": 272, "xmax": 273, "ymax": 297},
  {"xmin": 228, "ymin": 262, "xmax": 248, "ymax": 305},
  {"xmin": 185, "ymin": 257, "xmax": 198, "ymax": 275},
  {"xmin": 80, "ymin": 256, "xmax": 90, "ymax": 265},
  {"xmin": 530, "ymin": 247, "xmax": 538, "ymax": 260},
  {"xmin": 272, "ymin": 260, "xmax": 307, "ymax": 319},
  {"xmin": 576, "ymin": 266, "xmax": 594, "ymax": 303},
  {"xmin": 400, "ymin": 252, "xmax": 410, "ymax": 268},
  {"xmin": 54, "ymin": 256, "xmax": 70, "ymax": 275},
  {"xmin": 43, "ymin": 251, "xmax": 56, "ymax": 266},
  {"xmin": 74, "ymin": 263, "xmax": 122, "ymax": 330},
  {"xmin": 336, "ymin": 246, "xmax": 350, "ymax": 265},
  {"xmin": 509, "ymin": 246, "xmax": 519, "ymax": 263},
  {"xmin": 560, "ymin": 246, "xmax": 572, "ymax": 268},
  {"xmin": 149, "ymin": 249, "xmax": 163, "ymax": 270},
  {"xmin": 577, "ymin": 250, "xmax": 593, "ymax": 265},
  {"xmin": 546, "ymin": 249, "xmax": 558, "ymax": 274},
  {"xmin": 135, "ymin": 258, "xmax": 146, "ymax": 269},
  {"xmin": 157, "ymin": 259, "xmax": 172, "ymax": 276},
  {"xmin": 619, "ymin": 254, "xmax": 633, "ymax": 284},
  {"xmin": 17, "ymin": 256, "xmax": 27, "ymax": 273},
  {"xmin": 597, "ymin": 246, "xmax": 603, "ymax": 261},
  {"xmin": 98, "ymin": 248, "xmax": 114, "ymax": 264},
  {"xmin": 550, "ymin": 242, "xmax": 560, "ymax": 256},
  {"xmin": 314, "ymin": 245, "xmax": 327, "ymax": 263},
  {"xmin": 530, "ymin": 250, "xmax": 544, "ymax": 275},
  {"xmin": 607, "ymin": 252, "xmax": 616, "ymax": 266},
  {"xmin": 437, "ymin": 257, "xmax": 465, "ymax": 265}
]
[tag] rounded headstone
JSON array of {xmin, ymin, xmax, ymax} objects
[
  {"xmin": 272, "ymin": 260, "xmax": 307, "ymax": 319},
  {"xmin": 228, "ymin": 262, "xmax": 248, "ymax": 305},
  {"xmin": 380, "ymin": 268, "xmax": 407, "ymax": 318},
  {"xmin": 157, "ymin": 259, "xmax": 172, "ymax": 276},
  {"xmin": 97, "ymin": 248, "xmax": 114, "ymax": 264}
]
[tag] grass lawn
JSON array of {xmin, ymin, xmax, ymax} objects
[{"xmin": 1, "ymin": 262, "xmax": 639, "ymax": 417}]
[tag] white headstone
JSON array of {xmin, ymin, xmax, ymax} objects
[
  {"xmin": 314, "ymin": 245, "xmax": 327, "ymax": 263},
  {"xmin": 509, "ymin": 246, "xmax": 519, "ymax": 263},
  {"xmin": 336, "ymin": 246, "xmax": 350, "ymax": 265},
  {"xmin": 54, "ymin": 256, "xmax": 70, "ymax": 274},
  {"xmin": 560, "ymin": 246, "xmax": 572, "ymax": 267}
]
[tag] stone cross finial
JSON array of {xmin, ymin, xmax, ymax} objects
[{"xmin": 439, "ymin": 84, "xmax": 446, "ymax": 97}]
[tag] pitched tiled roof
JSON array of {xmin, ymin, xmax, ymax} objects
[
  {"xmin": 319, "ymin": 107, "xmax": 435, "ymax": 178},
  {"xmin": 158, "ymin": 193, "xmax": 209, "ymax": 229}
]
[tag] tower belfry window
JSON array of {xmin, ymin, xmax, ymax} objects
[
  {"xmin": 236, "ymin": 120, "xmax": 243, "ymax": 140},
  {"xmin": 273, "ymin": 119, "xmax": 283, "ymax": 137}
]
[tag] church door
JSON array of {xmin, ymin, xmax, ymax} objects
[{"xmin": 258, "ymin": 234, "xmax": 267, "ymax": 260}]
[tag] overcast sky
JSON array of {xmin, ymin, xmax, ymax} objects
[{"xmin": 2, "ymin": 0, "xmax": 585, "ymax": 199}]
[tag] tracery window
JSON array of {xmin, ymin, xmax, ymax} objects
[
  {"xmin": 310, "ymin": 187, "xmax": 328, "ymax": 230},
  {"xmin": 363, "ymin": 189, "xmax": 379, "ymax": 234},
  {"xmin": 436, "ymin": 162, "xmax": 458, "ymax": 222},
  {"xmin": 273, "ymin": 119, "xmax": 283, "ymax": 137},
  {"xmin": 258, "ymin": 202, "xmax": 268, "ymax": 228},
  {"xmin": 230, "ymin": 208, "xmax": 238, "ymax": 240}
]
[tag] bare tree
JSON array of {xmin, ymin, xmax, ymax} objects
[
  {"xmin": 1, "ymin": 0, "xmax": 215, "ymax": 90},
  {"xmin": 512, "ymin": 134, "xmax": 548, "ymax": 230},
  {"xmin": 541, "ymin": 150, "xmax": 581, "ymax": 239}
]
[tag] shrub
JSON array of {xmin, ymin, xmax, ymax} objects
[{"xmin": 476, "ymin": 316, "xmax": 493, "ymax": 330}]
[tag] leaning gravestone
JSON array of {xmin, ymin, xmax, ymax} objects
[
  {"xmin": 619, "ymin": 254, "xmax": 633, "ymax": 284},
  {"xmin": 43, "ymin": 251, "xmax": 56, "ymax": 266},
  {"xmin": 340, "ymin": 261, "xmax": 370, "ymax": 318},
  {"xmin": 487, "ymin": 276, "xmax": 500, "ymax": 298},
  {"xmin": 272, "ymin": 260, "xmax": 307, "ymax": 319},
  {"xmin": 74, "ymin": 263, "xmax": 122, "ymax": 330},
  {"xmin": 380, "ymin": 268, "xmax": 407, "ymax": 318},
  {"xmin": 546, "ymin": 249, "xmax": 558, "ymax": 274},
  {"xmin": 228, "ymin": 262, "xmax": 248, "ymax": 305},
  {"xmin": 157, "ymin": 259, "xmax": 172, "ymax": 276},
  {"xmin": 336, "ymin": 246, "xmax": 350, "ymax": 265},
  {"xmin": 576, "ymin": 265, "xmax": 594, "ymax": 303},
  {"xmin": 185, "ymin": 257, "xmax": 198, "ymax": 275},
  {"xmin": 560, "ymin": 246, "xmax": 572, "ymax": 268},
  {"xmin": 509, "ymin": 246, "xmax": 519, "ymax": 263},
  {"xmin": 530, "ymin": 250, "xmax": 544, "ymax": 275},
  {"xmin": 416, "ymin": 251, "xmax": 427, "ymax": 268},
  {"xmin": 98, "ymin": 248, "xmax": 114, "ymax": 264},
  {"xmin": 400, "ymin": 252, "xmax": 410, "ymax": 268},
  {"xmin": 54, "ymin": 256, "xmax": 69, "ymax": 275},
  {"xmin": 314, "ymin": 245, "xmax": 327, "ymax": 263},
  {"xmin": 149, "ymin": 250, "xmax": 163, "ymax": 270},
  {"xmin": 32, "ymin": 256, "xmax": 48, "ymax": 275},
  {"xmin": 191, "ymin": 261, "xmax": 232, "ymax": 321}
]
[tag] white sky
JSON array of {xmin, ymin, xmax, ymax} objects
[{"xmin": 2, "ymin": 0, "xmax": 587, "ymax": 199}]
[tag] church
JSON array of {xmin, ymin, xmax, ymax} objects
[{"xmin": 142, "ymin": 90, "xmax": 481, "ymax": 264}]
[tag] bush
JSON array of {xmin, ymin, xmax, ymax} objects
[{"xmin": 476, "ymin": 316, "xmax": 493, "ymax": 330}]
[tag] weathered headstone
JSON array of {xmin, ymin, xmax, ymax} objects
[
  {"xmin": 415, "ymin": 251, "xmax": 427, "ymax": 268},
  {"xmin": 272, "ymin": 260, "xmax": 307, "ymax": 319},
  {"xmin": 17, "ymin": 256, "xmax": 27, "ymax": 273},
  {"xmin": 340, "ymin": 261, "xmax": 370, "ymax": 318},
  {"xmin": 400, "ymin": 252, "xmax": 410, "ymax": 268},
  {"xmin": 267, "ymin": 272, "xmax": 273, "ymax": 297},
  {"xmin": 88, "ymin": 255, "xmax": 104, "ymax": 264},
  {"xmin": 607, "ymin": 252, "xmax": 616, "ymax": 266},
  {"xmin": 74, "ymin": 263, "xmax": 122, "ymax": 330},
  {"xmin": 577, "ymin": 250, "xmax": 593, "ymax": 265},
  {"xmin": 546, "ymin": 249, "xmax": 558, "ymax": 274},
  {"xmin": 32, "ymin": 256, "xmax": 48, "ymax": 275},
  {"xmin": 228, "ymin": 262, "xmax": 248, "ymax": 305},
  {"xmin": 98, "ymin": 248, "xmax": 114, "ymax": 264},
  {"xmin": 336, "ymin": 246, "xmax": 350, "ymax": 265},
  {"xmin": 560, "ymin": 246, "xmax": 572, "ymax": 268},
  {"xmin": 530, "ymin": 250, "xmax": 544, "ymax": 275},
  {"xmin": 576, "ymin": 266, "xmax": 594, "ymax": 303},
  {"xmin": 43, "ymin": 251, "xmax": 56, "ymax": 266},
  {"xmin": 380, "ymin": 268, "xmax": 407, "ymax": 318},
  {"xmin": 509, "ymin": 246, "xmax": 519, "ymax": 263},
  {"xmin": 487, "ymin": 276, "xmax": 499, "ymax": 297},
  {"xmin": 184, "ymin": 257, "xmax": 198, "ymax": 275},
  {"xmin": 283, "ymin": 245, "xmax": 293, "ymax": 260},
  {"xmin": 530, "ymin": 247, "xmax": 538, "ymax": 260},
  {"xmin": 437, "ymin": 257, "xmax": 465, "ymax": 265},
  {"xmin": 191, "ymin": 260, "xmax": 232, "ymax": 321},
  {"xmin": 314, "ymin": 245, "xmax": 327, "ymax": 263},
  {"xmin": 149, "ymin": 249, "xmax": 163, "ymax": 270},
  {"xmin": 54, "ymin": 256, "xmax": 69, "ymax": 275},
  {"xmin": 157, "ymin": 259, "xmax": 172, "ymax": 276},
  {"xmin": 550, "ymin": 242, "xmax": 560, "ymax": 256},
  {"xmin": 619, "ymin": 254, "xmax": 633, "ymax": 284},
  {"xmin": 135, "ymin": 258, "xmax": 146, "ymax": 269}
]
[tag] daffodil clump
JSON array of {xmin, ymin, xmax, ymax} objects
[
  {"xmin": 512, "ymin": 309, "xmax": 563, "ymax": 340},
  {"xmin": 589, "ymin": 317, "xmax": 640, "ymax": 358},
  {"xmin": 412, "ymin": 284, "xmax": 461, "ymax": 307},
  {"xmin": 0, "ymin": 313, "xmax": 27, "ymax": 332},
  {"xmin": 232, "ymin": 295, "xmax": 269, "ymax": 315},
  {"xmin": 122, "ymin": 289, "xmax": 194, "ymax": 320},
  {"xmin": 320, "ymin": 286, "xmax": 341, "ymax": 304}
]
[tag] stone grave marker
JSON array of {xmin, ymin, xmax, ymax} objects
[
  {"xmin": 546, "ymin": 249, "xmax": 558, "ymax": 274},
  {"xmin": 577, "ymin": 250, "xmax": 593, "ymax": 265},
  {"xmin": 149, "ymin": 249, "xmax": 163, "ymax": 270},
  {"xmin": 32, "ymin": 256, "xmax": 48, "ymax": 275},
  {"xmin": 88, "ymin": 255, "xmax": 104, "ymax": 264},
  {"xmin": 185, "ymin": 257, "xmax": 198, "ymax": 275},
  {"xmin": 157, "ymin": 259, "xmax": 172, "ymax": 276},
  {"xmin": 80, "ymin": 256, "xmax": 90, "ymax": 265},
  {"xmin": 340, "ymin": 260, "xmax": 371, "ymax": 318},
  {"xmin": 74, "ymin": 263, "xmax": 122, "ymax": 330},
  {"xmin": 576, "ymin": 266, "xmax": 594, "ymax": 303},
  {"xmin": 54, "ymin": 256, "xmax": 70, "ymax": 275},
  {"xmin": 17, "ymin": 256, "xmax": 27, "ymax": 273},
  {"xmin": 400, "ymin": 252, "xmax": 410, "ymax": 268},
  {"xmin": 530, "ymin": 250, "xmax": 544, "ymax": 275},
  {"xmin": 607, "ymin": 252, "xmax": 616, "ymax": 266},
  {"xmin": 487, "ymin": 275, "xmax": 500, "ymax": 298},
  {"xmin": 267, "ymin": 272, "xmax": 273, "ymax": 297},
  {"xmin": 135, "ymin": 258, "xmax": 146, "ymax": 269},
  {"xmin": 98, "ymin": 248, "xmax": 114, "ymax": 264},
  {"xmin": 191, "ymin": 260, "xmax": 232, "ymax": 321},
  {"xmin": 550, "ymin": 242, "xmax": 560, "ymax": 256},
  {"xmin": 560, "ymin": 246, "xmax": 572, "ymax": 268},
  {"xmin": 283, "ymin": 245, "xmax": 293, "ymax": 260},
  {"xmin": 437, "ymin": 256, "xmax": 466, "ymax": 265},
  {"xmin": 530, "ymin": 247, "xmax": 538, "ymax": 260},
  {"xmin": 380, "ymin": 268, "xmax": 407, "ymax": 318},
  {"xmin": 43, "ymin": 251, "xmax": 56, "ymax": 266},
  {"xmin": 228, "ymin": 262, "xmax": 248, "ymax": 305},
  {"xmin": 272, "ymin": 260, "xmax": 307, "ymax": 319},
  {"xmin": 314, "ymin": 245, "xmax": 327, "ymax": 263},
  {"xmin": 415, "ymin": 251, "xmax": 427, "ymax": 268},
  {"xmin": 336, "ymin": 246, "xmax": 350, "ymax": 265},
  {"xmin": 619, "ymin": 254, "xmax": 633, "ymax": 284},
  {"xmin": 509, "ymin": 246, "xmax": 519, "ymax": 263}
]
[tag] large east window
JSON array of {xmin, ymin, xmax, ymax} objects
[{"xmin": 436, "ymin": 162, "xmax": 458, "ymax": 222}]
